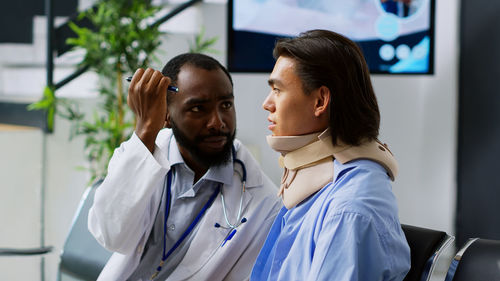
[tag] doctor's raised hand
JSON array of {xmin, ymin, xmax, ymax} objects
[{"xmin": 127, "ymin": 67, "xmax": 171, "ymax": 153}]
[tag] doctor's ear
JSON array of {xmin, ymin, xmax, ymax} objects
[
  {"xmin": 313, "ymin": 86, "xmax": 330, "ymax": 117},
  {"xmin": 165, "ymin": 112, "xmax": 172, "ymax": 128}
]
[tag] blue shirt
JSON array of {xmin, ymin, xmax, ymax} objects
[{"xmin": 251, "ymin": 159, "xmax": 410, "ymax": 281}]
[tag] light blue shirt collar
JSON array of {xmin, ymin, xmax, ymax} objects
[{"xmin": 168, "ymin": 136, "xmax": 234, "ymax": 198}]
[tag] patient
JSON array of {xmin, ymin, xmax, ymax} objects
[{"xmin": 250, "ymin": 29, "xmax": 411, "ymax": 280}]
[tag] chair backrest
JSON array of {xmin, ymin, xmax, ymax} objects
[
  {"xmin": 445, "ymin": 238, "xmax": 500, "ymax": 281},
  {"xmin": 401, "ymin": 224, "xmax": 455, "ymax": 281},
  {"xmin": 58, "ymin": 179, "xmax": 112, "ymax": 281}
]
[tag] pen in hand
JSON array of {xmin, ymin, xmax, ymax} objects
[{"xmin": 125, "ymin": 76, "xmax": 179, "ymax": 93}]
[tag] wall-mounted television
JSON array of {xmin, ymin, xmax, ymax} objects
[{"xmin": 227, "ymin": 0, "xmax": 435, "ymax": 74}]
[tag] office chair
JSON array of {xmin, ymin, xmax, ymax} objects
[
  {"xmin": 444, "ymin": 238, "xmax": 500, "ymax": 281},
  {"xmin": 401, "ymin": 224, "xmax": 454, "ymax": 281},
  {"xmin": 57, "ymin": 179, "xmax": 112, "ymax": 281}
]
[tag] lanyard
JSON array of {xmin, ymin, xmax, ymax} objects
[{"xmin": 150, "ymin": 170, "xmax": 220, "ymax": 280}]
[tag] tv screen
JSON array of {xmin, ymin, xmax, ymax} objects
[{"xmin": 227, "ymin": 0, "xmax": 435, "ymax": 74}]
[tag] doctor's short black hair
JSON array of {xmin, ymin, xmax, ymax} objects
[
  {"xmin": 161, "ymin": 53, "xmax": 233, "ymax": 103},
  {"xmin": 273, "ymin": 29, "xmax": 380, "ymax": 147}
]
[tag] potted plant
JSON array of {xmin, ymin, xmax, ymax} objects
[{"xmin": 29, "ymin": 0, "xmax": 218, "ymax": 184}]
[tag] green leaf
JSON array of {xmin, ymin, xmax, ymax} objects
[
  {"xmin": 27, "ymin": 86, "xmax": 57, "ymax": 131},
  {"xmin": 47, "ymin": 106, "xmax": 55, "ymax": 132},
  {"xmin": 189, "ymin": 26, "xmax": 219, "ymax": 54}
]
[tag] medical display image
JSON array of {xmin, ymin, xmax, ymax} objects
[
  {"xmin": 380, "ymin": 0, "xmax": 423, "ymax": 18},
  {"xmin": 228, "ymin": 0, "xmax": 433, "ymax": 74}
]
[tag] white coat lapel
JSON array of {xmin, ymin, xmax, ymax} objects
[{"xmin": 168, "ymin": 176, "xmax": 253, "ymax": 280}]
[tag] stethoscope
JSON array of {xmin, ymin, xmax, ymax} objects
[
  {"xmin": 215, "ymin": 145, "xmax": 248, "ymax": 245},
  {"xmin": 150, "ymin": 145, "xmax": 247, "ymax": 280}
]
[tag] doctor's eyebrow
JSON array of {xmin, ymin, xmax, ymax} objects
[{"xmin": 218, "ymin": 93, "xmax": 234, "ymax": 100}]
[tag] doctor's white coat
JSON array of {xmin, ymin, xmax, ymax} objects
[{"xmin": 88, "ymin": 129, "xmax": 281, "ymax": 281}]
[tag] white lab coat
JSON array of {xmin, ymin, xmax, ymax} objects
[{"xmin": 88, "ymin": 129, "xmax": 281, "ymax": 281}]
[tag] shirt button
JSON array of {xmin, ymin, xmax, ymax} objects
[
  {"xmin": 168, "ymin": 224, "xmax": 175, "ymax": 231},
  {"xmin": 137, "ymin": 246, "xmax": 143, "ymax": 253}
]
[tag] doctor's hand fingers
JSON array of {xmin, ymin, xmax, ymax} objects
[
  {"xmin": 127, "ymin": 68, "xmax": 144, "ymax": 112},
  {"xmin": 128, "ymin": 69, "xmax": 167, "ymax": 123},
  {"xmin": 148, "ymin": 70, "xmax": 164, "ymax": 94},
  {"xmin": 129, "ymin": 68, "xmax": 145, "ymax": 84},
  {"xmin": 138, "ymin": 68, "xmax": 165, "ymax": 99},
  {"xmin": 128, "ymin": 68, "xmax": 160, "ymax": 106},
  {"xmin": 141, "ymin": 67, "xmax": 155, "ymax": 84},
  {"xmin": 129, "ymin": 71, "xmax": 168, "ymax": 149},
  {"xmin": 130, "ymin": 68, "xmax": 154, "ymax": 92},
  {"xmin": 157, "ymin": 75, "xmax": 171, "ymax": 103}
]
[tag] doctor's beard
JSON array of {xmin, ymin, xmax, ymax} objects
[{"xmin": 170, "ymin": 121, "xmax": 236, "ymax": 168}]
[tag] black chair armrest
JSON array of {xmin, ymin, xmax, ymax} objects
[{"xmin": 0, "ymin": 246, "xmax": 53, "ymax": 256}]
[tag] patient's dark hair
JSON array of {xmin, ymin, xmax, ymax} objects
[
  {"xmin": 273, "ymin": 29, "xmax": 380, "ymax": 146},
  {"xmin": 161, "ymin": 53, "xmax": 233, "ymax": 103}
]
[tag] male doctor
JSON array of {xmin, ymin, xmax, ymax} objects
[{"xmin": 88, "ymin": 53, "xmax": 281, "ymax": 280}]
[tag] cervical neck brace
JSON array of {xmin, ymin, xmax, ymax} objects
[{"xmin": 267, "ymin": 129, "xmax": 398, "ymax": 209}]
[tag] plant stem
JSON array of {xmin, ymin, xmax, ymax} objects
[{"xmin": 116, "ymin": 64, "xmax": 124, "ymax": 142}]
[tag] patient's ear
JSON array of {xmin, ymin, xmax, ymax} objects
[{"xmin": 314, "ymin": 86, "xmax": 330, "ymax": 117}]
